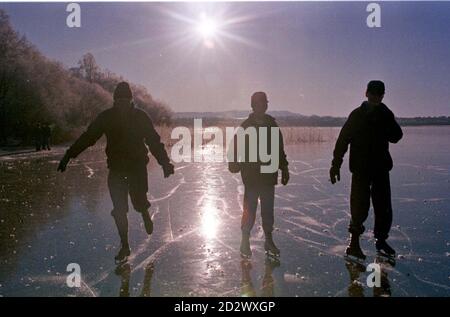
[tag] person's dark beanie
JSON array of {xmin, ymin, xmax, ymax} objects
[
  {"xmin": 113, "ymin": 82, "xmax": 133, "ymax": 100},
  {"xmin": 251, "ymin": 91, "xmax": 267, "ymax": 108},
  {"xmin": 367, "ymin": 80, "xmax": 385, "ymax": 96}
]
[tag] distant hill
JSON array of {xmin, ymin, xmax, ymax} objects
[
  {"xmin": 173, "ymin": 110, "xmax": 298, "ymax": 119},
  {"xmin": 173, "ymin": 111, "xmax": 450, "ymax": 127}
]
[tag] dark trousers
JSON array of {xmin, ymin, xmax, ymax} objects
[
  {"xmin": 107, "ymin": 165, "xmax": 151, "ymax": 245},
  {"xmin": 349, "ymin": 172, "xmax": 393, "ymax": 240},
  {"xmin": 241, "ymin": 184, "xmax": 275, "ymax": 234}
]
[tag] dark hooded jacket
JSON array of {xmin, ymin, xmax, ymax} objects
[
  {"xmin": 332, "ymin": 101, "xmax": 403, "ymax": 174},
  {"xmin": 228, "ymin": 113, "xmax": 288, "ymax": 185},
  {"xmin": 66, "ymin": 102, "xmax": 170, "ymax": 171}
]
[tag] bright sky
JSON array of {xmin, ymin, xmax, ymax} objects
[{"xmin": 2, "ymin": 2, "xmax": 450, "ymax": 117}]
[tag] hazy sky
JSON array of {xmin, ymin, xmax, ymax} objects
[{"xmin": 2, "ymin": 2, "xmax": 450, "ymax": 117}]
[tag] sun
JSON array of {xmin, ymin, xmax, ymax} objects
[
  {"xmin": 161, "ymin": 6, "xmax": 258, "ymax": 52},
  {"xmin": 196, "ymin": 14, "xmax": 218, "ymax": 39}
]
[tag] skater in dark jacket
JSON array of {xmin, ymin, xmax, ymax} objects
[
  {"xmin": 57, "ymin": 82, "xmax": 174, "ymax": 263},
  {"xmin": 228, "ymin": 92, "xmax": 289, "ymax": 259},
  {"xmin": 330, "ymin": 80, "xmax": 403, "ymax": 259}
]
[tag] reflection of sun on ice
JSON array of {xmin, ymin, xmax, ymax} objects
[{"xmin": 201, "ymin": 200, "xmax": 219, "ymax": 239}]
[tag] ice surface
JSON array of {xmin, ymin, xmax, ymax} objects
[{"xmin": 0, "ymin": 127, "xmax": 449, "ymax": 296}]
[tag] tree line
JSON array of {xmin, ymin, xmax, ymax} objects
[{"xmin": 0, "ymin": 10, "xmax": 172, "ymax": 146}]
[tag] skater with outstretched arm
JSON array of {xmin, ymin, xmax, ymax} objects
[
  {"xmin": 228, "ymin": 92, "xmax": 289, "ymax": 260},
  {"xmin": 57, "ymin": 82, "xmax": 174, "ymax": 263},
  {"xmin": 330, "ymin": 80, "xmax": 403, "ymax": 260}
]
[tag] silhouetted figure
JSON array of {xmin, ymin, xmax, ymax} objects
[
  {"xmin": 34, "ymin": 122, "xmax": 42, "ymax": 151},
  {"xmin": 330, "ymin": 81, "xmax": 403, "ymax": 260},
  {"xmin": 229, "ymin": 92, "xmax": 289, "ymax": 259},
  {"xmin": 41, "ymin": 123, "xmax": 51, "ymax": 150},
  {"xmin": 57, "ymin": 82, "xmax": 174, "ymax": 263}
]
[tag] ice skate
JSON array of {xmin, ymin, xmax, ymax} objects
[
  {"xmin": 141, "ymin": 210, "xmax": 153, "ymax": 235},
  {"xmin": 115, "ymin": 244, "xmax": 131, "ymax": 264},
  {"xmin": 240, "ymin": 232, "xmax": 252, "ymax": 259},
  {"xmin": 264, "ymin": 233, "xmax": 280, "ymax": 258},
  {"xmin": 345, "ymin": 234, "xmax": 366, "ymax": 261},
  {"xmin": 375, "ymin": 239, "xmax": 396, "ymax": 258}
]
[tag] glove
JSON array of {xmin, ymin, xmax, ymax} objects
[
  {"xmin": 281, "ymin": 167, "xmax": 290, "ymax": 186},
  {"xmin": 228, "ymin": 162, "xmax": 241, "ymax": 174},
  {"xmin": 329, "ymin": 166, "xmax": 340, "ymax": 184},
  {"xmin": 57, "ymin": 153, "xmax": 70, "ymax": 172},
  {"xmin": 162, "ymin": 163, "xmax": 175, "ymax": 178}
]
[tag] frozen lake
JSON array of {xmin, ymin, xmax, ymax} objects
[{"xmin": 0, "ymin": 126, "xmax": 449, "ymax": 296}]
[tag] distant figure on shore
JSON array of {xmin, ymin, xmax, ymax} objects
[
  {"xmin": 34, "ymin": 122, "xmax": 42, "ymax": 151},
  {"xmin": 330, "ymin": 80, "xmax": 403, "ymax": 260},
  {"xmin": 57, "ymin": 82, "xmax": 174, "ymax": 264},
  {"xmin": 228, "ymin": 91, "xmax": 289, "ymax": 260},
  {"xmin": 41, "ymin": 123, "xmax": 51, "ymax": 150}
]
